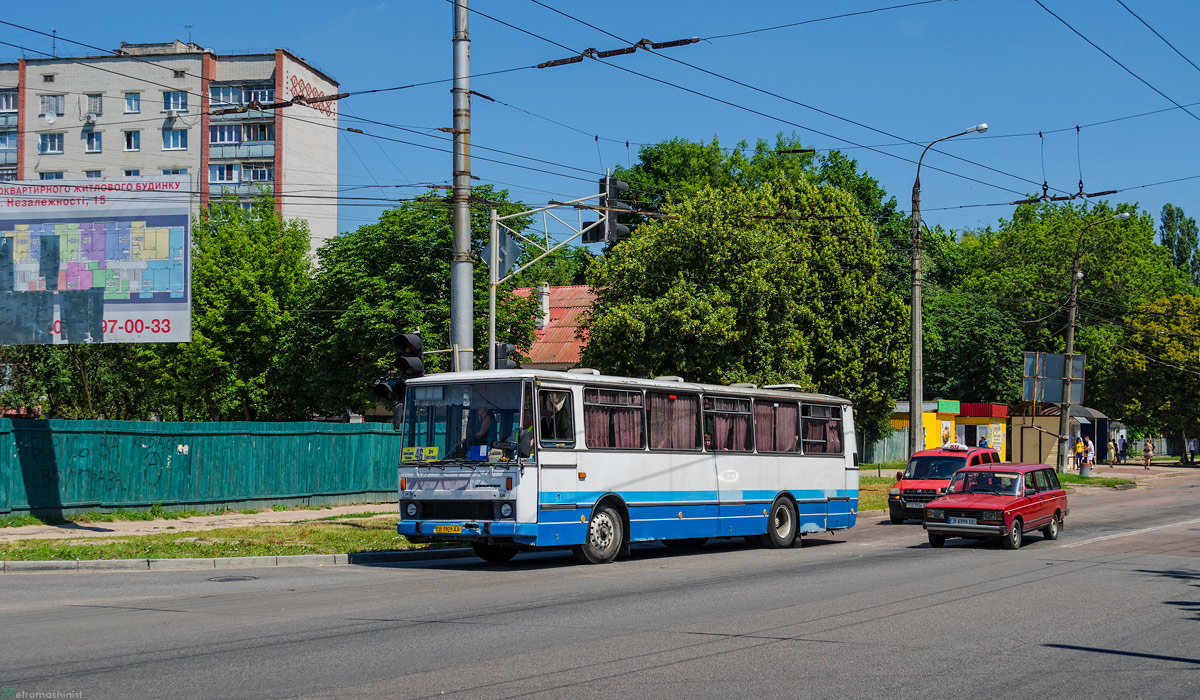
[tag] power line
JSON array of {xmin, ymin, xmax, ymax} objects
[
  {"xmin": 701, "ymin": 0, "xmax": 946, "ymax": 41},
  {"xmin": 1115, "ymin": 1, "xmax": 1200, "ymax": 78}
]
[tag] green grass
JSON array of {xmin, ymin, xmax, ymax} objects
[
  {"xmin": 1058, "ymin": 473, "xmax": 1135, "ymax": 488},
  {"xmin": 0, "ymin": 514, "xmax": 49, "ymax": 528},
  {"xmin": 1, "ymin": 503, "xmax": 364, "ymax": 529},
  {"xmin": 0, "ymin": 516, "xmax": 417, "ymax": 561},
  {"xmin": 859, "ymin": 476, "xmax": 896, "ymax": 512}
]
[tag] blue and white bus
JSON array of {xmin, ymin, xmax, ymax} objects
[{"xmin": 397, "ymin": 369, "xmax": 859, "ymax": 564}]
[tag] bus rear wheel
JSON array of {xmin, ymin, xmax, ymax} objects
[
  {"xmin": 471, "ymin": 541, "xmax": 518, "ymax": 563},
  {"xmin": 573, "ymin": 504, "xmax": 623, "ymax": 564},
  {"xmin": 759, "ymin": 497, "xmax": 798, "ymax": 549}
]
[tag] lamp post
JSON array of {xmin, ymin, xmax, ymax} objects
[
  {"xmin": 1058, "ymin": 211, "xmax": 1131, "ymax": 476},
  {"xmin": 909, "ymin": 123, "xmax": 988, "ymax": 457}
]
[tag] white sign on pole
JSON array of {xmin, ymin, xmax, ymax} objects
[{"xmin": 0, "ymin": 177, "xmax": 192, "ymax": 344}]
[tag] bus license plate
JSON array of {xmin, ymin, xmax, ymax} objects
[
  {"xmin": 948, "ymin": 517, "xmax": 976, "ymax": 526},
  {"xmin": 434, "ymin": 525, "xmax": 462, "ymax": 534}
]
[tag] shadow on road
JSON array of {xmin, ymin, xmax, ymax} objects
[{"xmin": 1044, "ymin": 643, "xmax": 1200, "ymax": 665}]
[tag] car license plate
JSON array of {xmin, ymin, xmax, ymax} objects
[
  {"xmin": 948, "ymin": 517, "xmax": 976, "ymax": 526},
  {"xmin": 433, "ymin": 525, "xmax": 462, "ymax": 534}
]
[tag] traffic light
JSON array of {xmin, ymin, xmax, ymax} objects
[
  {"xmin": 495, "ymin": 342, "xmax": 518, "ymax": 370},
  {"xmin": 394, "ymin": 332, "xmax": 425, "ymax": 379},
  {"xmin": 373, "ymin": 377, "xmax": 403, "ymax": 403},
  {"xmin": 583, "ymin": 176, "xmax": 632, "ymax": 244}
]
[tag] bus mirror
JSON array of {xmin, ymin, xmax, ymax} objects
[{"xmin": 519, "ymin": 429, "xmax": 534, "ymax": 458}]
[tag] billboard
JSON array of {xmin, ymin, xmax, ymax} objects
[
  {"xmin": 1021, "ymin": 351, "xmax": 1085, "ymax": 404},
  {"xmin": 0, "ymin": 177, "xmax": 191, "ymax": 344}
]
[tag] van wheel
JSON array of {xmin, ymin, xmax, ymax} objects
[
  {"xmin": 471, "ymin": 541, "xmax": 518, "ymax": 563},
  {"xmin": 759, "ymin": 497, "xmax": 797, "ymax": 548},
  {"xmin": 572, "ymin": 504, "xmax": 623, "ymax": 564},
  {"xmin": 890, "ymin": 515, "xmax": 905, "ymax": 525},
  {"xmin": 1003, "ymin": 519, "xmax": 1023, "ymax": 550},
  {"xmin": 1041, "ymin": 514, "xmax": 1061, "ymax": 541}
]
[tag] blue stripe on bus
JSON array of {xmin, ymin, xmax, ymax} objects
[{"xmin": 538, "ymin": 489, "xmax": 855, "ymax": 506}]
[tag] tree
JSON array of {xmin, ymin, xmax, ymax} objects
[
  {"xmin": 1106, "ymin": 294, "xmax": 1200, "ymax": 448},
  {"xmin": 922, "ymin": 289, "xmax": 1025, "ymax": 403},
  {"xmin": 154, "ymin": 193, "xmax": 313, "ymax": 420},
  {"xmin": 1159, "ymin": 203, "xmax": 1200, "ymax": 287},
  {"xmin": 580, "ymin": 179, "xmax": 907, "ymax": 441},
  {"xmin": 304, "ymin": 186, "xmax": 540, "ymax": 415}
]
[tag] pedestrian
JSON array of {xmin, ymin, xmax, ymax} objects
[
  {"xmin": 1108, "ymin": 436, "xmax": 1118, "ymax": 468},
  {"xmin": 1143, "ymin": 436, "xmax": 1154, "ymax": 470},
  {"xmin": 1190, "ymin": 436, "xmax": 1197, "ymax": 464},
  {"xmin": 1118, "ymin": 435, "xmax": 1128, "ymax": 464},
  {"xmin": 1073, "ymin": 437, "xmax": 1084, "ymax": 471},
  {"xmin": 1085, "ymin": 435, "xmax": 1095, "ymax": 468}
]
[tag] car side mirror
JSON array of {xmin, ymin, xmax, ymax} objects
[
  {"xmin": 895, "ymin": 470, "xmax": 903, "ymax": 481},
  {"xmin": 1024, "ymin": 488, "xmax": 1036, "ymax": 497}
]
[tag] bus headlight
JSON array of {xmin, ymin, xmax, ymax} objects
[
  {"xmin": 405, "ymin": 502, "xmax": 418, "ymax": 517},
  {"xmin": 500, "ymin": 503, "xmax": 513, "ymax": 518}
]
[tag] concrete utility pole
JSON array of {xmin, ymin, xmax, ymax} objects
[
  {"xmin": 908, "ymin": 123, "xmax": 987, "ymax": 457},
  {"xmin": 450, "ymin": 0, "xmax": 474, "ymax": 372},
  {"xmin": 1057, "ymin": 211, "xmax": 1129, "ymax": 475}
]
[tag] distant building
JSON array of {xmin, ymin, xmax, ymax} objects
[
  {"xmin": 512, "ymin": 284, "xmax": 595, "ymax": 370},
  {"xmin": 0, "ymin": 40, "xmax": 339, "ymax": 251}
]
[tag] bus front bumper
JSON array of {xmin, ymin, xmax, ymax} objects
[{"xmin": 398, "ymin": 520, "xmax": 538, "ymax": 541}]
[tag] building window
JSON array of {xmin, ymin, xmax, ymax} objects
[
  {"xmin": 161, "ymin": 168, "xmax": 188, "ymax": 175},
  {"xmin": 85, "ymin": 170, "xmax": 102, "ymax": 178},
  {"xmin": 0, "ymin": 90, "xmax": 16, "ymax": 112},
  {"xmin": 0, "ymin": 131, "xmax": 16, "ymax": 151},
  {"xmin": 86, "ymin": 94, "xmax": 103, "ymax": 116},
  {"xmin": 208, "ymin": 163, "xmax": 240, "ymax": 184},
  {"xmin": 42, "ymin": 74, "xmax": 54, "ymax": 83},
  {"xmin": 173, "ymin": 70, "xmax": 186, "ymax": 79},
  {"xmin": 210, "ymin": 86, "xmax": 243, "ymax": 107},
  {"xmin": 39, "ymin": 94, "xmax": 65, "ymax": 116},
  {"xmin": 84, "ymin": 131, "xmax": 102, "ymax": 153},
  {"xmin": 209, "ymin": 125, "xmax": 241, "ymax": 144},
  {"xmin": 162, "ymin": 128, "xmax": 188, "ymax": 150},
  {"xmin": 243, "ymin": 162, "xmax": 274, "ymax": 182},
  {"xmin": 39, "ymin": 171, "xmax": 64, "ymax": 180},
  {"xmin": 124, "ymin": 130, "xmax": 140, "ymax": 151},
  {"xmin": 124, "ymin": 93, "xmax": 140, "ymax": 114},
  {"xmin": 243, "ymin": 123, "xmax": 274, "ymax": 142},
  {"xmin": 124, "ymin": 169, "xmax": 140, "ymax": 177},
  {"xmin": 162, "ymin": 91, "xmax": 188, "ymax": 112},
  {"xmin": 0, "ymin": 168, "xmax": 16, "ymax": 181},
  {"xmin": 246, "ymin": 86, "xmax": 274, "ymax": 104},
  {"xmin": 38, "ymin": 133, "xmax": 64, "ymax": 154}
]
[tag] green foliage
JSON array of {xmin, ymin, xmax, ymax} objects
[
  {"xmin": 304, "ymin": 186, "xmax": 539, "ymax": 414},
  {"xmin": 510, "ymin": 245, "xmax": 596, "ymax": 287},
  {"xmin": 922, "ymin": 290, "xmax": 1025, "ymax": 403},
  {"xmin": 581, "ymin": 179, "xmax": 907, "ymax": 440},
  {"xmin": 1159, "ymin": 203, "xmax": 1200, "ymax": 287},
  {"xmin": 1106, "ymin": 294, "xmax": 1200, "ymax": 439}
]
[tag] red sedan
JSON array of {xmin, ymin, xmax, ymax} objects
[{"xmin": 922, "ymin": 463, "xmax": 1069, "ymax": 549}]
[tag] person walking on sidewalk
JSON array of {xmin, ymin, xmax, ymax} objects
[
  {"xmin": 1143, "ymin": 436, "xmax": 1154, "ymax": 470},
  {"xmin": 1085, "ymin": 435, "xmax": 1096, "ymax": 468},
  {"xmin": 1119, "ymin": 435, "xmax": 1128, "ymax": 464},
  {"xmin": 1073, "ymin": 437, "xmax": 1085, "ymax": 471},
  {"xmin": 1190, "ymin": 436, "xmax": 1197, "ymax": 464},
  {"xmin": 1108, "ymin": 437, "xmax": 1118, "ymax": 468}
]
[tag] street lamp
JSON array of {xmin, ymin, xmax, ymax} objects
[
  {"xmin": 1059, "ymin": 211, "xmax": 1131, "ymax": 476},
  {"xmin": 908, "ymin": 123, "xmax": 988, "ymax": 458}
]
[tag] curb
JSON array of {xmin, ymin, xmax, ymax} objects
[{"xmin": 1, "ymin": 547, "xmax": 474, "ymax": 574}]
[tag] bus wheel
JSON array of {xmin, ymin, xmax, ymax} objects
[
  {"xmin": 664, "ymin": 538, "xmax": 708, "ymax": 552},
  {"xmin": 760, "ymin": 497, "xmax": 798, "ymax": 549},
  {"xmin": 573, "ymin": 504, "xmax": 623, "ymax": 564},
  {"xmin": 471, "ymin": 542, "xmax": 518, "ymax": 563}
]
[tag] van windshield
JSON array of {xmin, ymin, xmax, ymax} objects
[
  {"xmin": 402, "ymin": 381, "xmax": 528, "ymax": 461},
  {"xmin": 903, "ymin": 455, "xmax": 967, "ymax": 480}
]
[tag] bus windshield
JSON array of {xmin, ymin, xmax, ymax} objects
[
  {"xmin": 903, "ymin": 455, "xmax": 968, "ymax": 480},
  {"xmin": 402, "ymin": 381, "xmax": 529, "ymax": 461}
]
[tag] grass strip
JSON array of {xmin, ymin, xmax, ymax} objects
[{"xmin": 0, "ymin": 516, "xmax": 415, "ymax": 561}]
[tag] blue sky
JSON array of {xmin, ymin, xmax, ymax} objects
[{"xmin": 5, "ymin": 0, "xmax": 1200, "ymax": 239}]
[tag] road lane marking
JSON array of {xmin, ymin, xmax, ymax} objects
[{"xmin": 1063, "ymin": 517, "xmax": 1200, "ymax": 548}]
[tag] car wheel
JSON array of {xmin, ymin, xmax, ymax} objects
[
  {"xmin": 572, "ymin": 504, "xmax": 623, "ymax": 564},
  {"xmin": 928, "ymin": 533, "xmax": 945, "ymax": 548},
  {"xmin": 663, "ymin": 538, "xmax": 708, "ymax": 552},
  {"xmin": 471, "ymin": 541, "xmax": 518, "ymax": 563},
  {"xmin": 890, "ymin": 514, "xmax": 905, "ymax": 525},
  {"xmin": 759, "ymin": 497, "xmax": 798, "ymax": 548},
  {"xmin": 1041, "ymin": 514, "xmax": 1061, "ymax": 541},
  {"xmin": 1003, "ymin": 518, "xmax": 1023, "ymax": 550}
]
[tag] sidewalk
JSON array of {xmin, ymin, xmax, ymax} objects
[
  {"xmin": 1065, "ymin": 458, "xmax": 1196, "ymax": 483},
  {"xmin": 0, "ymin": 502, "xmax": 396, "ymax": 543}
]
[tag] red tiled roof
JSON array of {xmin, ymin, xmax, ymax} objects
[
  {"xmin": 512, "ymin": 285, "xmax": 596, "ymax": 367},
  {"xmin": 959, "ymin": 403, "xmax": 1009, "ymax": 418}
]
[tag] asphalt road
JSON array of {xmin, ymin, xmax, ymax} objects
[{"xmin": 2, "ymin": 473, "xmax": 1198, "ymax": 700}]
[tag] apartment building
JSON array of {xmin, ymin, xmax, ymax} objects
[{"xmin": 0, "ymin": 40, "xmax": 339, "ymax": 249}]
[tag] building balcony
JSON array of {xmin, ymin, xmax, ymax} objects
[
  {"xmin": 209, "ymin": 143, "xmax": 275, "ymax": 159},
  {"xmin": 209, "ymin": 108, "xmax": 274, "ymax": 122},
  {"xmin": 0, "ymin": 113, "xmax": 17, "ymax": 129},
  {"xmin": 208, "ymin": 182, "xmax": 273, "ymax": 197},
  {"xmin": 0, "ymin": 151, "xmax": 15, "ymax": 165}
]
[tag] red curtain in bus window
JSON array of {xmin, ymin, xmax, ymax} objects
[
  {"xmin": 805, "ymin": 416, "xmax": 828, "ymax": 453},
  {"xmin": 649, "ymin": 393, "xmax": 672, "ymax": 449},
  {"xmin": 612, "ymin": 406, "xmax": 642, "ymax": 448},
  {"xmin": 584, "ymin": 405, "xmax": 612, "ymax": 447},
  {"xmin": 671, "ymin": 396, "xmax": 698, "ymax": 449},
  {"xmin": 777, "ymin": 403, "xmax": 800, "ymax": 452},
  {"xmin": 754, "ymin": 403, "xmax": 775, "ymax": 450},
  {"xmin": 825, "ymin": 419, "xmax": 842, "ymax": 452}
]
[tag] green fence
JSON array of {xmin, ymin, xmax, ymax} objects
[{"xmin": 0, "ymin": 419, "xmax": 401, "ymax": 517}]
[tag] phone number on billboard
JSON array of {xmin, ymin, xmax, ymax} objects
[{"xmin": 51, "ymin": 318, "xmax": 173, "ymax": 335}]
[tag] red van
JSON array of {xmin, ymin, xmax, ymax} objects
[
  {"xmin": 922, "ymin": 463, "xmax": 1069, "ymax": 549},
  {"xmin": 888, "ymin": 444, "xmax": 1000, "ymax": 523}
]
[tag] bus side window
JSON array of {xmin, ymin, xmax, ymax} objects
[{"xmin": 538, "ymin": 390, "xmax": 575, "ymax": 448}]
